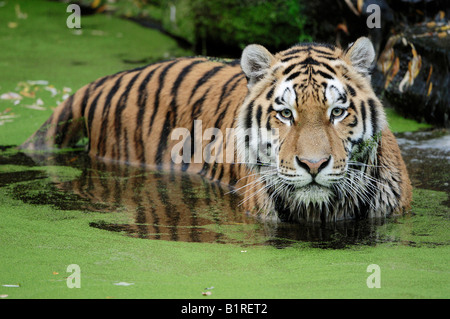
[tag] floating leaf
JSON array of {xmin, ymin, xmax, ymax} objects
[
  {"xmin": 45, "ymin": 86, "xmax": 58, "ymax": 97},
  {"xmin": 27, "ymin": 80, "xmax": 48, "ymax": 86},
  {"xmin": 1, "ymin": 92, "xmax": 22, "ymax": 100},
  {"xmin": 15, "ymin": 4, "xmax": 27, "ymax": 19},
  {"xmin": 113, "ymin": 282, "xmax": 134, "ymax": 286},
  {"xmin": 23, "ymin": 103, "xmax": 46, "ymax": 111}
]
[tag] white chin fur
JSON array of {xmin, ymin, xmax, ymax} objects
[{"xmin": 291, "ymin": 184, "xmax": 333, "ymax": 206}]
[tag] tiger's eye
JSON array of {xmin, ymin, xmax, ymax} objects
[
  {"xmin": 280, "ymin": 109, "xmax": 292, "ymax": 119},
  {"xmin": 331, "ymin": 108, "xmax": 344, "ymax": 118}
]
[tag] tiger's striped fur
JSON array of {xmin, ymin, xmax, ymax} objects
[{"xmin": 21, "ymin": 37, "xmax": 412, "ymax": 222}]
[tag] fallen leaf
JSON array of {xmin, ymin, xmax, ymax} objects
[
  {"xmin": 7, "ymin": 22, "xmax": 18, "ymax": 29},
  {"xmin": 0, "ymin": 295, "xmax": 8, "ymax": 298},
  {"xmin": 113, "ymin": 282, "xmax": 134, "ymax": 286},
  {"xmin": 2, "ymin": 284, "xmax": 20, "ymax": 288},
  {"xmin": 19, "ymin": 89, "xmax": 35, "ymax": 98},
  {"xmin": 45, "ymin": 86, "xmax": 58, "ymax": 97},
  {"xmin": 23, "ymin": 104, "xmax": 46, "ymax": 111},
  {"xmin": 27, "ymin": 80, "xmax": 48, "ymax": 86},
  {"xmin": 15, "ymin": 4, "xmax": 28, "ymax": 19},
  {"xmin": 427, "ymin": 82, "xmax": 433, "ymax": 96},
  {"xmin": 384, "ymin": 56, "xmax": 400, "ymax": 89},
  {"xmin": 1, "ymin": 92, "xmax": 22, "ymax": 100},
  {"xmin": 202, "ymin": 291, "xmax": 212, "ymax": 296}
]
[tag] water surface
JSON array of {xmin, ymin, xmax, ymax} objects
[{"xmin": 1, "ymin": 129, "xmax": 448, "ymax": 248}]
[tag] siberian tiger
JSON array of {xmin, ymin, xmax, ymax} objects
[{"xmin": 21, "ymin": 37, "xmax": 412, "ymax": 222}]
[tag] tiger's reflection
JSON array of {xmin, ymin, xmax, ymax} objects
[{"xmin": 17, "ymin": 150, "xmax": 389, "ymax": 247}]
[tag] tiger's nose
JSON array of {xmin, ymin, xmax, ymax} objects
[{"xmin": 295, "ymin": 156, "xmax": 331, "ymax": 177}]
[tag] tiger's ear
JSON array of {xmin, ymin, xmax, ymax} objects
[
  {"xmin": 241, "ymin": 44, "xmax": 275, "ymax": 88},
  {"xmin": 345, "ymin": 37, "xmax": 375, "ymax": 78}
]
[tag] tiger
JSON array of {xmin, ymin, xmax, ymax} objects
[{"xmin": 21, "ymin": 37, "xmax": 412, "ymax": 222}]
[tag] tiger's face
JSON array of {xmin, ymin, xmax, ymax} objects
[{"xmin": 237, "ymin": 37, "xmax": 387, "ymax": 208}]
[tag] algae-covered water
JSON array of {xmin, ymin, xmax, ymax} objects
[{"xmin": 0, "ymin": 0, "xmax": 448, "ymax": 300}]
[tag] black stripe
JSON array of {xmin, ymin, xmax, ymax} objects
[
  {"xmin": 280, "ymin": 55, "xmax": 300, "ymax": 63},
  {"xmin": 182, "ymin": 88, "xmax": 211, "ymax": 172},
  {"xmin": 266, "ymin": 115, "xmax": 272, "ymax": 131},
  {"xmin": 87, "ymin": 90, "xmax": 104, "ymax": 148},
  {"xmin": 97, "ymin": 75, "xmax": 124, "ymax": 157},
  {"xmin": 123, "ymin": 130, "xmax": 129, "ymax": 163},
  {"xmin": 213, "ymin": 101, "xmax": 230, "ymax": 128},
  {"xmin": 283, "ymin": 64, "xmax": 296, "ymax": 75},
  {"xmin": 188, "ymin": 65, "xmax": 224, "ymax": 104},
  {"xmin": 256, "ymin": 104, "xmax": 262, "ymax": 128},
  {"xmin": 348, "ymin": 116, "xmax": 358, "ymax": 127},
  {"xmin": 163, "ymin": 60, "xmax": 204, "ymax": 170},
  {"xmin": 155, "ymin": 111, "xmax": 173, "ymax": 170},
  {"xmin": 300, "ymin": 57, "xmax": 319, "ymax": 66},
  {"xmin": 133, "ymin": 67, "xmax": 159, "ymax": 165},
  {"xmin": 283, "ymin": 48, "xmax": 307, "ymax": 56},
  {"xmin": 348, "ymin": 101, "xmax": 357, "ymax": 113},
  {"xmin": 148, "ymin": 60, "xmax": 181, "ymax": 137},
  {"xmin": 245, "ymin": 101, "xmax": 254, "ymax": 130},
  {"xmin": 54, "ymin": 95, "xmax": 74, "ymax": 146},
  {"xmin": 360, "ymin": 101, "xmax": 367, "ymax": 137},
  {"xmin": 116, "ymin": 69, "xmax": 149, "ymax": 161},
  {"xmin": 171, "ymin": 60, "xmax": 203, "ymax": 97},
  {"xmin": 320, "ymin": 62, "xmax": 337, "ymax": 75},
  {"xmin": 286, "ymin": 71, "xmax": 302, "ymax": 82},
  {"xmin": 368, "ymin": 99, "xmax": 379, "ymax": 134},
  {"xmin": 316, "ymin": 55, "xmax": 338, "ymax": 60},
  {"xmin": 155, "ymin": 62, "xmax": 203, "ymax": 170},
  {"xmin": 80, "ymin": 85, "xmax": 92, "ymax": 115},
  {"xmin": 222, "ymin": 74, "xmax": 245, "ymax": 103},
  {"xmin": 93, "ymin": 76, "xmax": 109, "ymax": 89},
  {"xmin": 316, "ymin": 70, "xmax": 334, "ymax": 80},
  {"xmin": 347, "ymin": 84, "xmax": 356, "ymax": 97},
  {"xmin": 266, "ymin": 86, "xmax": 275, "ymax": 100},
  {"xmin": 310, "ymin": 48, "xmax": 335, "ymax": 55},
  {"xmin": 216, "ymin": 72, "xmax": 242, "ymax": 111}
]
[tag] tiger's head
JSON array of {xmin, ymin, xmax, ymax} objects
[{"xmin": 236, "ymin": 37, "xmax": 387, "ymax": 219}]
